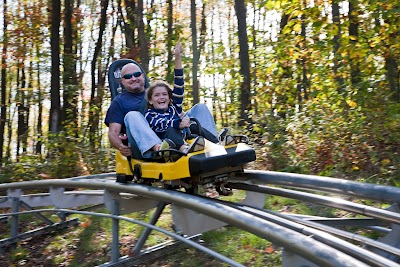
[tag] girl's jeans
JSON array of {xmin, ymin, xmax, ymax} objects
[{"xmin": 124, "ymin": 103, "xmax": 217, "ymax": 159}]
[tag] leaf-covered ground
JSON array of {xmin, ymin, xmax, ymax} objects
[
  {"xmin": 0, "ymin": 176, "xmax": 282, "ymax": 267},
  {"xmin": 0, "ymin": 212, "xmax": 282, "ymax": 267}
]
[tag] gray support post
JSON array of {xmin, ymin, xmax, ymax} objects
[
  {"xmin": 10, "ymin": 197, "xmax": 19, "ymax": 249},
  {"xmin": 370, "ymin": 204, "xmax": 400, "ymax": 263},
  {"xmin": 131, "ymin": 202, "xmax": 167, "ymax": 256},
  {"xmin": 58, "ymin": 211, "xmax": 67, "ymax": 222},
  {"xmin": 111, "ymin": 199, "xmax": 120, "ymax": 263}
]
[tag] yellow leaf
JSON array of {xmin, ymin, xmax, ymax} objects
[
  {"xmin": 292, "ymin": 10, "xmax": 303, "ymax": 17},
  {"xmin": 346, "ymin": 99, "xmax": 357, "ymax": 108},
  {"xmin": 293, "ymin": 23, "xmax": 302, "ymax": 33},
  {"xmin": 349, "ymin": 50, "xmax": 358, "ymax": 59},
  {"xmin": 366, "ymin": 54, "xmax": 374, "ymax": 63}
]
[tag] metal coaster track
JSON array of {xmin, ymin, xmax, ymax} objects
[{"xmin": 0, "ymin": 170, "xmax": 399, "ymax": 266}]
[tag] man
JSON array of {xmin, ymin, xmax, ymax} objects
[{"xmin": 105, "ymin": 43, "xmax": 220, "ymax": 159}]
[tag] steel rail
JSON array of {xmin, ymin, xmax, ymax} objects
[
  {"xmin": 219, "ymin": 199, "xmax": 400, "ymax": 267},
  {"xmin": 274, "ymin": 210, "xmax": 400, "ymax": 258},
  {"xmin": 228, "ymin": 183, "xmax": 400, "ymax": 224},
  {"xmin": 236, "ymin": 170, "xmax": 400, "ymax": 203},
  {"xmin": 0, "ymin": 179, "xmax": 370, "ymax": 267},
  {"xmin": 1, "ymin": 208, "xmax": 243, "ymax": 267}
]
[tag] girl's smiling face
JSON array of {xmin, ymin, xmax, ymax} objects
[{"xmin": 149, "ymin": 86, "xmax": 171, "ymax": 110}]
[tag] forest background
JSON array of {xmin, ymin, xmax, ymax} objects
[{"xmin": 0, "ymin": 0, "xmax": 399, "ymax": 186}]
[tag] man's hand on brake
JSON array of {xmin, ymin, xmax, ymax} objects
[{"xmin": 118, "ymin": 135, "xmax": 132, "ymax": 157}]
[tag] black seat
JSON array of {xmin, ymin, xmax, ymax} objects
[{"xmin": 108, "ymin": 59, "xmax": 150, "ymax": 100}]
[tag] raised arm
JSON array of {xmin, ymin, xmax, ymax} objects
[
  {"xmin": 174, "ymin": 41, "xmax": 183, "ymax": 69},
  {"xmin": 173, "ymin": 41, "xmax": 185, "ymax": 115}
]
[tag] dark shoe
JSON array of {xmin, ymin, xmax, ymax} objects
[
  {"xmin": 220, "ymin": 135, "xmax": 236, "ymax": 146},
  {"xmin": 217, "ymin": 128, "xmax": 229, "ymax": 143},
  {"xmin": 183, "ymin": 136, "xmax": 205, "ymax": 154}
]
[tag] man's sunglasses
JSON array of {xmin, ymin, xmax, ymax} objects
[{"xmin": 122, "ymin": 71, "xmax": 142, "ymax": 79}]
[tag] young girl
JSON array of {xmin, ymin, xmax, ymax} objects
[
  {"xmin": 145, "ymin": 42, "xmax": 224, "ymax": 155},
  {"xmin": 144, "ymin": 79, "xmax": 205, "ymax": 154}
]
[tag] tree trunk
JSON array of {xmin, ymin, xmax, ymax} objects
[
  {"xmin": 62, "ymin": 0, "xmax": 79, "ymax": 134},
  {"xmin": 89, "ymin": 0, "xmax": 109, "ymax": 146},
  {"xmin": 6, "ymin": 77, "xmax": 12, "ymax": 159},
  {"xmin": 137, "ymin": 0, "xmax": 149, "ymax": 72},
  {"xmin": 383, "ymin": 3, "xmax": 400, "ymax": 102},
  {"xmin": 385, "ymin": 54, "xmax": 399, "ymax": 103},
  {"xmin": 234, "ymin": 0, "xmax": 251, "ymax": 126},
  {"xmin": 25, "ymin": 61, "xmax": 33, "ymax": 152},
  {"xmin": 211, "ymin": 10, "xmax": 217, "ymax": 122},
  {"xmin": 166, "ymin": 0, "xmax": 174, "ymax": 82},
  {"xmin": 296, "ymin": 9, "xmax": 308, "ymax": 105},
  {"xmin": 190, "ymin": 0, "xmax": 199, "ymax": 104},
  {"xmin": 275, "ymin": 11, "xmax": 290, "ymax": 119},
  {"xmin": 251, "ymin": 2, "xmax": 258, "ymax": 115},
  {"xmin": 35, "ymin": 46, "xmax": 43, "ymax": 155},
  {"xmin": 219, "ymin": 8, "xmax": 228, "ymax": 126},
  {"xmin": 123, "ymin": 0, "xmax": 136, "ymax": 50},
  {"xmin": 227, "ymin": 8, "xmax": 235, "ymax": 125},
  {"xmin": 349, "ymin": 0, "xmax": 361, "ymax": 88},
  {"xmin": 0, "ymin": 0, "xmax": 7, "ymax": 163},
  {"xmin": 49, "ymin": 0, "xmax": 61, "ymax": 134},
  {"xmin": 332, "ymin": 0, "xmax": 344, "ymax": 92},
  {"xmin": 17, "ymin": 66, "xmax": 28, "ymax": 158},
  {"xmin": 198, "ymin": 3, "xmax": 207, "ymax": 59}
]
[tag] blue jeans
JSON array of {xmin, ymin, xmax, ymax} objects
[
  {"xmin": 124, "ymin": 103, "xmax": 218, "ymax": 159},
  {"xmin": 185, "ymin": 103, "xmax": 218, "ymax": 137}
]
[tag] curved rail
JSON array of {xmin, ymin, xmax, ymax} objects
[
  {"xmin": 222, "ymin": 199, "xmax": 399, "ymax": 267},
  {"xmin": 0, "ymin": 178, "xmax": 370, "ymax": 267},
  {"xmin": 228, "ymin": 183, "xmax": 400, "ymax": 258},
  {"xmin": 228, "ymin": 183, "xmax": 400, "ymax": 224},
  {"xmin": 1, "ymin": 170, "xmax": 400, "ymax": 266},
  {"xmin": 236, "ymin": 170, "xmax": 400, "ymax": 203},
  {"xmin": 1, "ymin": 208, "xmax": 244, "ymax": 267}
]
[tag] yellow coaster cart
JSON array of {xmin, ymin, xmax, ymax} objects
[{"xmin": 108, "ymin": 59, "xmax": 256, "ymax": 195}]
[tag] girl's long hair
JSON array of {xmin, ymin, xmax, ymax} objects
[{"xmin": 145, "ymin": 80, "xmax": 173, "ymax": 109}]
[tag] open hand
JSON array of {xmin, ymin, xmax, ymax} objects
[{"xmin": 174, "ymin": 41, "xmax": 183, "ymax": 57}]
